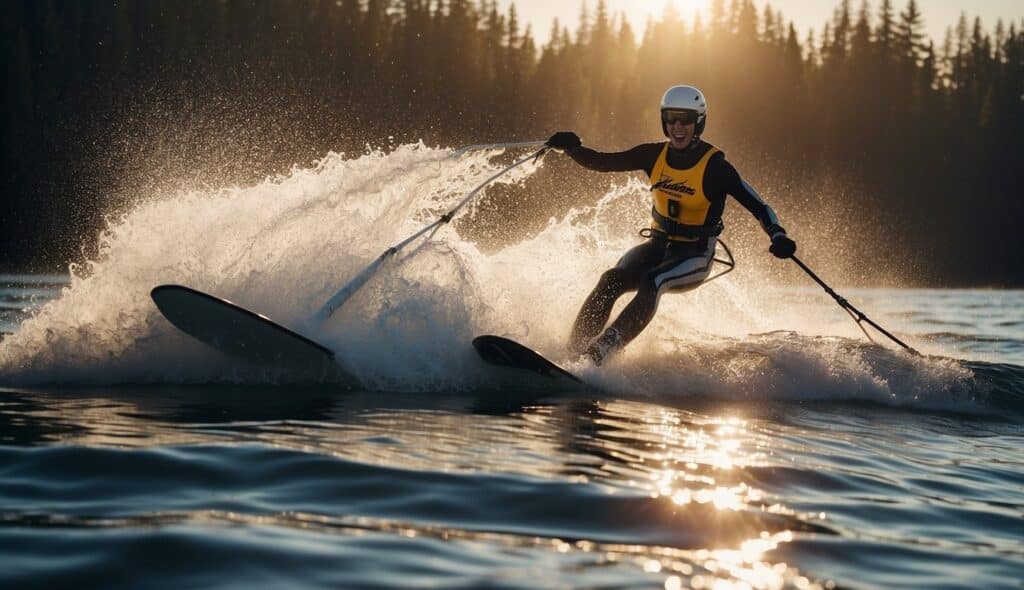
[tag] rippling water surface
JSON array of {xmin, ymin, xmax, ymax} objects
[{"xmin": 1, "ymin": 146, "xmax": 1022, "ymax": 588}]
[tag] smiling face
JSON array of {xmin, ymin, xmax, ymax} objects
[{"xmin": 667, "ymin": 118, "xmax": 697, "ymax": 150}]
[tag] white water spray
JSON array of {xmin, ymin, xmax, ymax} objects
[{"xmin": 0, "ymin": 143, "xmax": 978, "ymax": 409}]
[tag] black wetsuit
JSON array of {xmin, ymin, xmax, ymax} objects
[
  {"xmin": 568, "ymin": 140, "xmax": 782, "ymax": 230},
  {"xmin": 566, "ymin": 140, "xmax": 785, "ymax": 355}
]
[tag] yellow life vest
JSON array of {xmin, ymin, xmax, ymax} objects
[{"xmin": 649, "ymin": 142, "xmax": 721, "ymax": 242}]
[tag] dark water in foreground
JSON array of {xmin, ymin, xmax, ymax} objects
[
  {"xmin": 0, "ymin": 387, "xmax": 1019, "ymax": 590},
  {"xmin": 2, "ymin": 276, "xmax": 1023, "ymax": 589},
  {"xmin": 1, "ymin": 387, "xmax": 1021, "ymax": 590}
]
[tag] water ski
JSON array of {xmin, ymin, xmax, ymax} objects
[
  {"xmin": 472, "ymin": 335, "xmax": 582, "ymax": 383},
  {"xmin": 151, "ymin": 285, "xmax": 335, "ymax": 371}
]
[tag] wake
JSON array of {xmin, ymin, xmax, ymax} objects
[{"xmin": 0, "ymin": 143, "xmax": 1009, "ymax": 415}]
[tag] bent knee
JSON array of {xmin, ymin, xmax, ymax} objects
[
  {"xmin": 637, "ymin": 278, "xmax": 661, "ymax": 298},
  {"xmin": 597, "ymin": 268, "xmax": 629, "ymax": 292}
]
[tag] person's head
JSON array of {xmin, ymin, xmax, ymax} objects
[{"xmin": 660, "ymin": 85, "xmax": 707, "ymax": 150}]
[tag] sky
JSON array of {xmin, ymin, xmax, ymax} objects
[{"xmin": 498, "ymin": 0, "xmax": 1024, "ymax": 46}]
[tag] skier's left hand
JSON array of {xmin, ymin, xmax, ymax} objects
[
  {"xmin": 769, "ymin": 234, "xmax": 797, "ymax": 259},
  {"xmin": 546, "ymin": 131, "xmax": 582, "ymax": 151}
]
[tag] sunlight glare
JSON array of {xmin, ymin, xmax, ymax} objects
[{"xmin": 627, "ymin": 0, "xmax": 709, "ymax": 28}]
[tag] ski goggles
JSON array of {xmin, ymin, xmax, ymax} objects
[{"xmin": 662, "ymin": 110, "xmax": 699, "ymax": 126}]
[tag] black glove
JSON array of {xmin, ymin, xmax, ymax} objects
[
  {"xmin": 546, "ymin": 131, "xmax": 581, "ymax": 151},
  {"xmin": 769, "ymin": 234, "xmax": 797, "ymax": 259}
]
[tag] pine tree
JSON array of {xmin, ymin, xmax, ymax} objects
[
  {"xmin": 896, "ymin": 0, "xmax": 926, "ymax": 65},
  {"xmin": 736, "ymin": 0, "xmax": 758, "ymax": 43},
  {"xmin": 876, "ymin": 0, "xmax": 895, "ymax": 52},
  {"xmin": 762, "ymin": 3, "xmax": 777, "ymax": 45},
  {"xmin": 851, "ymin": 0, "xmax": 872, "ymax": 63},
  {"xmin": 576, "ymin": 1, "xmax": 591, "ymax": 46},
  {"xmin": 830, "ymin": 0, "xmax": 853, "ymax": 65},
  {"xmin": 939, "ymin": 26, "xmax": 954, "ymax": 88}
]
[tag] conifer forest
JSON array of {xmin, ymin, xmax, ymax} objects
[{"xmin": 2, "ymin": 0, "xmax": 1022, "ymax": 284}]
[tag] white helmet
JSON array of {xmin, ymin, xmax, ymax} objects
[{"xmin": 660, "ymin": 85, "xmax": 708, "ymax": 137}]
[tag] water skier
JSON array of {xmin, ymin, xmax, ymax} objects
[{"xmin": 546, "ymin": 85, "xmax": 798, "ymax": 365}]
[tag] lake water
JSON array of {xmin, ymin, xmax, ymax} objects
[{"xmin": 1, "ymin": 145, "xmax": 1022, "ymax": 589}]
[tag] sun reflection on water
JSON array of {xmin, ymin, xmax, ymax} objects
[{"xmin": 591, "ymin": 401, "xmax": 827, "ymax": 589}]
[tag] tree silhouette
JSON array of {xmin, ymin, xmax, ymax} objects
[{"xmin": 0, "ymin": 0, "xmax": 1020, "ymax": 284}]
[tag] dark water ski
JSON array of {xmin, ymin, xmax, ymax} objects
[
  {"xmin": 472, "ymin": 335, "xmax": 582, "ymax": 383},
  {"xmin": 151, "ymin": 284, "xmax": 337, "ymax": 373}
]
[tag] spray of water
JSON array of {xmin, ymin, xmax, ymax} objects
[{"xmin": 0, "ymin": 143, "xmax": 981, "ymax": 410}]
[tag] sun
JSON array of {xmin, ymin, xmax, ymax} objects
[
  {"xmin": 616, "ymin": 0, "xmax": 711, "ymax": 36},
  {"xmin": 623, "ymin": 0, "xmax": 710, "ymax": 25},
  {"xmin": 674, "ymin": 0, "xmax": 711, "ymax": 16}
]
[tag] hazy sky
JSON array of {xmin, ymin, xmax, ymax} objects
[{"xmin": 498, "ymin": 0, "xmax": 1024, "ymax": 46}]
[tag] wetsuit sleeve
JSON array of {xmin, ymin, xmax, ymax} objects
[
  {"xmin": 567, "ymin": 143, "xmax": 663, "ymax": 176},
  {"xmin": 709, "ymin": 155, "xmax": 786, "ymax": 237}
]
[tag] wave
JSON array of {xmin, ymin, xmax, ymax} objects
[
  {"xmin": 0, "ymin": 444, "xmax": 831, "ymax": 548},
  {"xmin": 574, "ymin": 332, "xmax": 1022, "ymax": 416},
  {"xmin": 918, "ymin": 332, "xmax": 1022, "ymax": 345}
]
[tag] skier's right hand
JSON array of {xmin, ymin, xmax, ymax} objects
[
  {"xmin": 769, "ymin": 233, "xmax": 797, "ymax": 259},
  {"xmin": 546, "ymin": 131, "xmax": 581, "ymax": 152}
]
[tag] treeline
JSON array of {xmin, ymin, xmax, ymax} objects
[{"xmin": 1, "ymin": 0, "xmax": 1022, "ymax": 284}]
